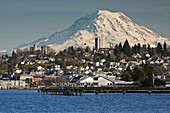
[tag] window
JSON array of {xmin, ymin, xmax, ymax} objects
[
  {"xmin": 93, "ymin": 83, "xmax": 98, "ymax": 86},
  {"xmin": 87, "ymin": 83, "xmax": 90, "ymax": 85},
  {"xmin": 93, "ymin": 77, "xmax": 98, "ymax": 80}
]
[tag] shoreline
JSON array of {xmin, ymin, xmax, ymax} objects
[{"xmin": 0, "ymin": 88, "xmax": 38, "ymax": 90}]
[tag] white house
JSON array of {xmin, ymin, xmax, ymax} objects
[
  {"xmin": 54, "ymin": 65, "xmax": 61, "ymax": 70},
  {"xmin": 95, "ymin": 62, "xmax": 100, "ymax": 67},
  {"xmin": 145, "ymin": 54, "xmax": 150, "ymax": 58},
  {"xmin": 78, "ymin": 67, "xmax": 85, "ymax": 71},
  {"xmin": 96, "ymin": 68, "xmax": 102, "ymax": 72},
  {"xmin": 20, "ymin": 61, "xmax": 25, "ymax": 65},
  {"xmin": 85, "ymin": 66, "xmax": 89, "ymax": 70},
  {"xmin": 35, "ymin": 66, "xmax": 43, "ymax": 71},
  {"xmin": 101, "ymin": 59, "xmax": 106, "ymax": 63},
  {"xmin": 14, "ymin": 69, "xmax": 22, "ymax": 74},
  {"xmin": 90, "ymin": 66, "xmax": 94, "ymax": 70},
  {"xmin": 81, "ymin": 59, "xmax": 86, "ymax": 63},
  {"xmin": 49, "ymin": 57, "xmax": 55, "ymax": 62},
  {"xmin": 160, "ymin": 59, "xmax": 164, "ymax": 64},
  {"xmin": 85, "ymin": 70, "xmax": 91, "ymax": 74},
  {"xmin": 76, "ymin": 76, "xmax": 114, "ymax": 87},
  {"xmin": 132, "ymin": 53, "xmax": 141, "ymax": 58}
]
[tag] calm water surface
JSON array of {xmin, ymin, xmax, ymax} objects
[{"xmin": 0, "ymin": 90, "xmax": 170, "ymax": 113}]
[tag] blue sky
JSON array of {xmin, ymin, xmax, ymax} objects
[{"xmin": 0, "ymin": 0, "xmax": 170, "ymax": 49}]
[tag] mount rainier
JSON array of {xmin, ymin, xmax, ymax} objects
[{"xmin": 12, "ymin": 10, "xmax": 170, "ymax": 52}]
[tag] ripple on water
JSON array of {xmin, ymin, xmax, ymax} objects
[{"xmin": 0, "ymin": 90, "xmax": 170, "ymax": 113}]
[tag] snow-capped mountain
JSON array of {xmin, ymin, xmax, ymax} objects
[{"xmin": 11, "ymin": 10, "xmax": 170, "ymax": 52}]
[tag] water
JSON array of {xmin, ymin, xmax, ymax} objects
[{"xmin": 0, "ymin": 90, "xmax": 170, "ymax": 113}]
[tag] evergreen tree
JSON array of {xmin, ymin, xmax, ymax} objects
[
  {"xmin": 137, "ymin": 43, "xmax": 141, "ymax": 53},
  {"xmin": 154, "ymin": 78, "xmax": 165, "ymax": 87},
  {"xmin": 119, "ymin": 42, "xmax": 123, "ymax": 53},
  {"xmin": 122, "ymin": 71, "xmax": 133, "ymax": 81},
  {"xmin": 8, "ymin": 65, "xmax": 13, "ymax": 74},
  {"xmin": 85, "ymin": 46, "xmax": 91, "ymax": 52},
  {"xmin": 68, "ymin": 46, "xmax": 72, "ymax": 54},
  {"xmin": 121, "ymin": 66, "xmax": 133, "ymax": 81},
  {"xmin": 132, "ymin": 65, "xmax": 140, "ymax": 80},
  {"xmin": 12, "ymin": 50, "xmax": 17, "ymax": 59},
  {"xmin": 132, "ymin": 44, "xmax": 138, "ymax": 54},
  {"xmin": 141, "ymin": 79, "xmax": 152, "ymax": 87},
  {"xmin": 142, "ymin": 63, "xmax": 155, "ymax": 86},
  {"xmin": 156, "ymin": 43, "xmax": 162, "ymax": 55},
  {"xmin": 163, "ymin": 42, "xmax": 167, "ymax": 56},
  {"xmin": 71, "ymin": 46, "xmax": 74, "ymax": 51},
  {"xmin": 168, "ymin": 51, "xmax": 170, "ymax": 56},
  {"xmin": 107, "ymin": 52, "xmax": 112, "ymax": 61},
  {"xmin": 150, "ymin": 48, "xmax": 155, "ymax": 57},
  {"xmin": 126, "ymin": 66, "xmax": 132, "ymax": 73},
  {"xmin": 147, "ymin": 44, "xmax": 151, "ymax": 52},
  {"xmin": 135, "ymin": 69, "xmax": 146, "ymax": 82},
  {"xmin": 114, "ymin": 44, "xmax": 120, "ymax": 57},
  {"xmin": 123, "ymin": 39, "xmax": 131, "ymax": 56}
]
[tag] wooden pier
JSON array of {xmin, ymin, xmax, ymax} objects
[{"xmin": 38, "ymin": 86, "xmax": 170, "ymax": 95}]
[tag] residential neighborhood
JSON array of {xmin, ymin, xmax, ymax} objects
[{"xmin": 0, "ymin": 40, "xmax": 170, "ymax": 89}]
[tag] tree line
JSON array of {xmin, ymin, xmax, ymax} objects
[
  {"xmin": 122, "ymin": 63, "xmax": 165, "ymax": 87},
  {"xmin": 114, "ymin": 39, "xmax": 170, "ymax": 57}
]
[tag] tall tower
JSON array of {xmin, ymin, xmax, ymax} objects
[{"xmin": 95, "ymin": 37, "xmax": 100, "ymax": 50}]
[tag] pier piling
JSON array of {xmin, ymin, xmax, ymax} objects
[
  {"xmin": 123, "ymin": 91, "xmax": 126, "ymax": 95},
  {"xmin": 95, "ymin": 91, "xmax": 98, "ymax": 95},
  {"xmin": 148, "ymin": 91, "xmax": 151, "ymax": 95}
]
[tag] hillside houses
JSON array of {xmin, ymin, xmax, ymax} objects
[
  {"xmin": 0, "ymin": 43, "xmax": 170, "ymax": 89},
  {"xmin": 1, "ymin": 54, "xmax": 169, "ymax": 88}
]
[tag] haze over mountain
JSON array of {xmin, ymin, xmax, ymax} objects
[{"xmin": 10, "ymin": 10, "xmax": 170, "ymax": 52}]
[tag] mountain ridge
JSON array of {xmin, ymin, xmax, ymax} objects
[{"xmin": 7, "ymin": 10, "xmax": 170, "ymax": 53}]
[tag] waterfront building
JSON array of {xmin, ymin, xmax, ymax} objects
[
  {"xmin": 76, "ymin": 76, "xmax": 114, "ymax": 87},
  {"xmin": 0, "ymin": 80, "xmax": 28, "ymax": 89}
]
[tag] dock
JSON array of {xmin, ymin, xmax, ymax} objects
[{"xmin": 38, "ymin": 86, "xmax": 170, "ymax": 95}]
